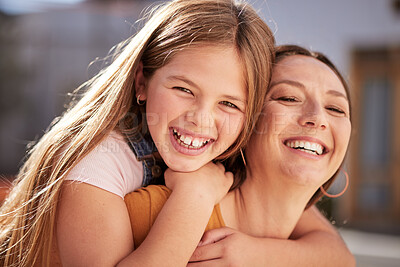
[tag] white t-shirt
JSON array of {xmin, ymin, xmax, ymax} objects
[{"xmin": 64, "ymin": 132, "xmax": 143, "ymax": 198}]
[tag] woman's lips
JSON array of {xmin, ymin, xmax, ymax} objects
[{"xmin": 283, "ymin": 136, "xmax": 328, "ymax": 159}]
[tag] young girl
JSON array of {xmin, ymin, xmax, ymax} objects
[
  {"xmin": 0, "ymin": 0, "xmax": 274, "ymax": 266},
  {"xmin": 124, "ymin": 45, "xmax": 355, "ymax": 266}
]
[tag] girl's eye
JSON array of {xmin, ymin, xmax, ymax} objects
[
  {"xmin": 327, "ymin": 106, "xmax": 345, "ymax": 115},
  {"xmin": 220, "ymin": 101, "xmax": 239, "ymax": 109},
  {"xmin": 174, "ymin": 87, "xmax": 193, "ymax": 95}
]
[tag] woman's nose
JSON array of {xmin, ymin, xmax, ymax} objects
[{"xmin": 298, "ymin": 102, "xmax": 327, "ymax": 130}]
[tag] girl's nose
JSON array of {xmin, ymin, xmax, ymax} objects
[{"xmin": 185, "ymin": 104, "xmax": 215, "ymax": 129}]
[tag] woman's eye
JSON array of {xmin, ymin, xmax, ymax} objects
[
  {"xmin": 220, "ymin": 101, "xmax": 239, "ymax": 109},
  {"xmin": 327, "ymin": 106, "xmax": 345, "ymax": 115},
  {"xmin": 277, "ymin": 96, "xmax": 298, "ymax": 102},
  {"xmin": 174, "ymin": 87, "xmax": 193, "ymax": 95}
]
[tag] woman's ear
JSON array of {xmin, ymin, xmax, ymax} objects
[{"xmin": 135, "ymin": 61, "xmax": 147, "ymax": 100}]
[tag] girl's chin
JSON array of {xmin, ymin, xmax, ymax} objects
[
  {"xmin": 168, "ymin": 165, "xmax": 203, "ymax": 173},
  {"xmin": 164, "ymin": 157, "xmax": 206, "ymax": 173}
]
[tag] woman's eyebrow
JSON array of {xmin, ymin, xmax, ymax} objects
[
  {"xmin": 327, "ymin": 89, "xmax": 348, "ymax": 100},
  {"xmin": 270, "ymin": 80, "xmax": 349, "ymax": 101},
  {"xmin": 269, "ymin": 79, "xmax": 305, "ymax": 89}
]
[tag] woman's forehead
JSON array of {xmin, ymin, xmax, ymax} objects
[{"xmin": 272, "ymin": 55, "xmax": 347, "ymax": 96}]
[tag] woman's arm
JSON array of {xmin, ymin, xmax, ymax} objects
[
  {"xmin": 118, "ymin": 162, "xmax": 233, "ymax": 267},
  {"xmin": 189, "ymin": 206, "xmax": 355, "ymax": 267},
  {"xmin": 288, "ymin": 205, "xmax": 355, "ymax": 266}
]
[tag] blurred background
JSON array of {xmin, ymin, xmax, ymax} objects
[{"xmin": 0, "ymin": 0, "xmax": 399, "ymax": 265}]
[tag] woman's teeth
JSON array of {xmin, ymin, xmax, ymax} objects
[
  {"xmin": 173, "ymin": 129, "xmax": 210, "ymax": 149},
  {"xmin": 285, "ymin": 140, "xmax": 324, "ymax": 155}
]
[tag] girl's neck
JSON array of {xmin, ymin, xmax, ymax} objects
[{"xmin": 220, "ymin": 171, "xmax": 312, "ymax": 239}]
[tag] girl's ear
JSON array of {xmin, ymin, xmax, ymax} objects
[{"xmin": 135, "ymin": 61, "xmax": 147, "ymax": 100}]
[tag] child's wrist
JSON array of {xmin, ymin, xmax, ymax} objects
[{"xmin": 171, "ymin": 183, "xmax": 216, "ymax": 206}]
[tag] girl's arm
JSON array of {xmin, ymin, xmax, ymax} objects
[
  {"xmin": 57, "ymin": 181, "xmax": 134, "ymax": 267},
  {"xmin": 118, "ymin": 162, "xmax": 233, "ymax": 267},
  {"xmin": 189, "ymin": 206, "xmax": 355, "ymax": 267}
]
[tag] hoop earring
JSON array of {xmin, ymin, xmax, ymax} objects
[
  {"xmin": 240, "ymin": 149, "xmax": 247, "ymax": 167},
  {"xmin": 320, "ymin": 169, "xmax": 349, "ymax": 198},
  {"xmin": 137, "ymin": 94, "xmax": 146, "ymax": 105}
]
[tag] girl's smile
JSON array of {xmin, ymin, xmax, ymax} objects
[{"xmin": 169, "ymin": 127, "xmax": 214, "ymax": 156}]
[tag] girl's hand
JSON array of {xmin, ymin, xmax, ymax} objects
[{"xmin": 164, "ymin": 162, "xmax": 233, "ymax": 205}]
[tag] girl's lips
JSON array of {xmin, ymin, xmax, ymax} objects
[
  {"xmin": 169, "ymin": 128, "xmax": 214, "ymax": 156},
  {"xmin": 171, "ymin": 127, "xmax": 216, "ymax": 141}
]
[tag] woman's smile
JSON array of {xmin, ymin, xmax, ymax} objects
[{"xmin": 283, "ymin": 136, "xmax": 327, "ymax": 158}]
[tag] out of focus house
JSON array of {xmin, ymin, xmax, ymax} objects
[{"xmin": 0, "ymin": 0, "xmax": 152, "ymax": 176}]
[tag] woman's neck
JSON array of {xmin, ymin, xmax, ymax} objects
[{"xmin": 220, "ymin": 170, "xmax": 313, "ymax": 239}]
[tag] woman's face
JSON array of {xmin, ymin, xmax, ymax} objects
[
  {"xmin": 139, "ymin": 45, "xmax": 246, "ymax": 172},
  {"xmin": 247, "ymin": 55, "xmax": 351, "ymax": 187}
]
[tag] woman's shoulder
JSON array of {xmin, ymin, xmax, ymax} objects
[
  {"xmin": 124, "ymin": 185, "xmax": 171, "ymax": 248},
  {"xmin": 64, "ymin": 131, "xmax": 144, "ymax": 198}
]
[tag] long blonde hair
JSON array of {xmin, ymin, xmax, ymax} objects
[{"xmin": 0, "ymin": 0, "xmax": 274, "ymax": 265}]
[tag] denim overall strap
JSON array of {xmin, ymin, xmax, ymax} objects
[{"xmin": 125, "ymin": 133, "xmax": 166, "ymax": 186}]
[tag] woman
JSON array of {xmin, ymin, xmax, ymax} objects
[{"xmin": 124, "ymin": 45, "xmax": 354, "ymax": 266}]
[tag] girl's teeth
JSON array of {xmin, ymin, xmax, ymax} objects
[
  {"xmin": 192, "ymin": 139, "xmax": 200, "ymax": 147},
  {"xmin": 173, "ymin": 128, "xmax": 211, "ymax": 149},
  {"xmin": 184, "ymin": 136, "xmax": 192, "ymax": 146}
]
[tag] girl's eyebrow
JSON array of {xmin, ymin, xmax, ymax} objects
[
  {"xmin": 221, "ymin": 94, "xmax": 246, "ymax": 104},
  {"xmin": 168, "ymin": 75, "xmax": 245, "ymax": 104},
  {"xmin": 167, "ymin": 75, "xmax": 199, "ymax": 89}
]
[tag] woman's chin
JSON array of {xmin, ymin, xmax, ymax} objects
[{"xmin": 282, "ymin": 167, "xmax": 326, "ymax": 187}]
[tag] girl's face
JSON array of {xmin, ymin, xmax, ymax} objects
[
  {"xmin": 139, "ymin": 45, "xmax": 246, "ymax": 172},
  {"xmin": 247, "ymin": 55, "xmax": 351, "ymax": 188}
]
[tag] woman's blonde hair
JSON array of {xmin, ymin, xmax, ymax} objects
[{"xmin": 0, "ymin": 0, "xmax": 274, "ymax": 265}]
